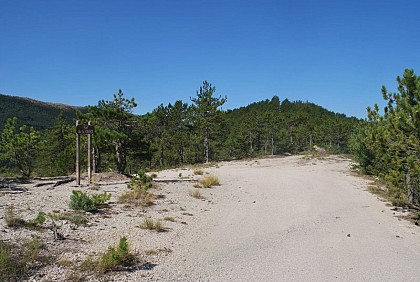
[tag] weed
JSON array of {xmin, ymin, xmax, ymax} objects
[
  {"xmin": 97, "ymin": 237, "xmax": 136, "ymax": 273},
  {"xmin": 140, "ymin": 218, "xmax": 164, "ymax": 232},
  {"xmin": 140, "ymin": 218, "xmax": 155, "ymax": 230},
  {"xmin": 189, "ymin": 190, "xmax": 202, "ymax": 199},
  {"xmin": 193, "ymin": 184, "xmax": 202, "ymax": 188},
  {"xmin": 199, "ymin": 174, "xmax": 220, "ymax": 188}
]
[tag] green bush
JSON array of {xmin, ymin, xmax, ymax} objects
[
  {"xmin": 69, "ymin": 190, "xmax": 111, "ymax": 212},
  {"xmin": 98, "ymin": 237, "xmax": 135, "ymax": 273}
]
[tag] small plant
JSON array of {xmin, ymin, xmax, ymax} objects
[
  {"xmin": 48, "ymin": 212, "xmax": 88, "ymax": 226},
  {"xmin": 189, "ymin": 190, "xmax": 202, "ymax": 199},
  {"xmin": 69, "ymin": 190, "xmax": 111, "ymax": 212},
  {"xmin": 140, "ymin": 218, "xmax": 164, "ymax": 232},
  {"xmin": 28, "ymin": 211, "xmax": 46, "ymax": 227},
  {"xmin": 193, "ymin": 183, "xmax": 202, "ymax": 188},
  {"xmin": 199, "ymin": 174, "xmax": 220, "ymax": 188},
  {"xmin": 178, "ymin": 172, "xmax": 183, "ymax": 178},
  {"xmin": 97, "ymin": 236, "xmax": 136, "ymax": 273},
  {"xmin": 193, "ymin": 169, "xmax": 204, "ymax": 175},
  {"xmin": 4, "ymin": 205, "xmax": 26, "ymax": 228},
  {"xmin": 119, "ymin": 189, "xmax": 155, "ymax": 207},
  {"xmin": 5, "ymin": 207, "xmax": 46, "ymax": 229}
]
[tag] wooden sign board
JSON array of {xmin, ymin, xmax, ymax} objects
[{"xmin": 76, "ymin": 124, "xmax": 95, "ymax": 134}]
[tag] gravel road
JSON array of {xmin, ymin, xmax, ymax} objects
[{"xmin": 150, "ymin": 156, "xmax": 420, "ymax": 281}]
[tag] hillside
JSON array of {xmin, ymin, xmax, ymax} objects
[{"xmin": 0, "ymin": 93, "xmax": 85, "ymax": 130}]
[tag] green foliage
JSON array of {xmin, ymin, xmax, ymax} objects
[
  {"xmin": 0, "ymin": 117, "xmax": 40, "ymax": 177},
  {"xmin": 69, "ymin": 190, "xmax": 111, "ymax": 212},
  {"xmin": 191, "ymin": 81, "xmax": 227, "ymax": 163},
  {"xmin": 4, "ymin": 206, "xmax": 46, "ymax": 229},
  {"xmin": 351, "ymin": 69, "xmax": 420, "ymax": 204},
  {"xmin": 0, "ymin": 93, "xmax": 82, "ymax": 131},
  {"xmin": 98, "ymin": 236, "xmax": 135, "ymax": 273},
  {"xmin": 36, "ymin": 112, "xmax": 75, "ymax": 176}
]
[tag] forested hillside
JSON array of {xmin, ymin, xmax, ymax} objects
[
  {"xmin": 0, "ymin": 93, "xmax": 83, "ymax": 130},
  {"xmin": 0, "ymin": 83, "xmax": 359, "ymax": 177}
]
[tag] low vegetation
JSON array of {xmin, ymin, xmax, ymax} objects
[
  {"xmin": 97, "ymin": 237, "xmax": 136, "ymax": 273},
  {"xmin": 0, "ymin": 237, "xmax": 51, "ymax": 281},
  {"xmin": 48, "ymin": 211, "xmax": 88, "ymax": 226},
  {"xmin": 140, "ymin": 218, "xmax": 164, "ymax": 232},
  {"xmin": 5, "ymin": 206, "xmax": 46, "ymax": 229},
  {"xmin": 199, "ymin": 174, "xmax": 220, "ymax": 188},
  {"xmin": 189, "ymin": 189, "xmax": 202, "ymax": 199},
  {"xmin": 69, "ymin": 190, "xmax": 111, "ymax": 212}
]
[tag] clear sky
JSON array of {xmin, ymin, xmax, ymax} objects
[{"xmin": 1, "ymin": 0, "xmax": 419, "ymax": 118}]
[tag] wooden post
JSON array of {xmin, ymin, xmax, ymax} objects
[
  {"xmin": 76, "ymin": 120, "xmax": 80, "ymax": 186},
  {"xmin": 87, "ymin": 121, "xmax": 92, "ymax": 184}
]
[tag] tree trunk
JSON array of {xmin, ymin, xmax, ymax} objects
[
  {"xmin": 204, "ymin": 126, "xmax": 209, "ymax": 163},
  {"xmin": 407, "ymin": 166, "xmax": 415, "ymax": 204},
  {"xmin": 114, "ymin": 140, "xmax": 126, "ymax": 173},
  {"xmin": 271, "ymin": 135, "xmax": 274, "ymax": 155}
]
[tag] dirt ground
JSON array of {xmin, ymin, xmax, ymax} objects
[{"xmin": 1, "ymin": 155, "xmax": 420, "ymax": 281}]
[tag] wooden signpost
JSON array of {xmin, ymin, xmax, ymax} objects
[{"xmin": 76, "ymin": 120, "xmax": 95, "ymax": 186}]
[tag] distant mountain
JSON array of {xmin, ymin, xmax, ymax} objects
[{"xmin": 0, "ymin": 93, "xmax": 86, "ymax": 130}]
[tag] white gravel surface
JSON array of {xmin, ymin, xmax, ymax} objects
[{"xmin": 1, "ymin": 155, "xmax": 420, "ymax": 281}]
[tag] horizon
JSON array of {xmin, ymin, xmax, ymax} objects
[{"xmin": 1, "ymin": 1, "xmax": 419, "ymax": 119}]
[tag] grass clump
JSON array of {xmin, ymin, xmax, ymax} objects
[
  {"xmin": 69, "ymin": 190, "xmax": 111, "ymax": 212},
  {"xmin": 0, "ymin": 237, "xmax": 51, "ymax": 281},
  {"xmin": 199, "ymin": 174, "xmax": 220, "ymax": 188},
  {"xmin": 5, "ymin": 206, "xmax": 46, "ymax": 229},
  {"xmin": 193, "ymin": 169, "xmax": 204, "ymax": 175},
  {"xmin": 119, "ymin": 188, "xmax": 155, "ymax": 207},
  {"xmin": 119, "ymin": 174, "xmax": 156, "ymax": 207},
  {"xmin": 189, "ymin": 190, "xmax": 202, "ymax": 199},
  {"xmin": 140, "ymin": 218, "xmax": 164, "ymax": 232},
  {"xmin": 97, "ymin": 237, "xmax": 136, "ymax": 273},
  {"xmin": 48, "ymin": 212, "xmax": 88, "ymax": 226}
]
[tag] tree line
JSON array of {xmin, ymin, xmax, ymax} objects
[
  {"xmin": 1, "ymin": 81, "xmax": 358, "ymax": 178},
  {"xmin": 350, "ymin": 69, "xmax": 420, "ymax": 205}
]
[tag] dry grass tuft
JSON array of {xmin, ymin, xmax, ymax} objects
[
  {"xmin": 199, "ymin": 174, "xmax": 220, "ymax": 188},
  {"xmin": 189, "ymin": 190, "xmax": 202, "ymax": 199}
]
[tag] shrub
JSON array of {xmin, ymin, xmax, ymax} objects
[
  {"xmin": 98, "ymin": 237, "xmax": 136, "ymax": 273},
  {"xmin": 69, "ymin": 191, "xmax": 111, "ymax": 212},
  {"xmin": 199, "ymin": 175, "xmax": 220, "ymax": 188},
  {"xmin": 69, "ymin": 191, "xmax": 96, "ymax": 212},
  {"xmin": 193, "ymin": 169, "xmax": 204, "ymax": 175}
]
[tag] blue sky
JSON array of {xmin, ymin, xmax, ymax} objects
[{"xmin": 1, "ymin": 0, "xmax": 419, "ymax": 118}]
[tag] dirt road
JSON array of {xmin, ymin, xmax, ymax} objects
[{"xmin": 151, "ymin": 156, "xmax": 420, "ymax": 281}]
